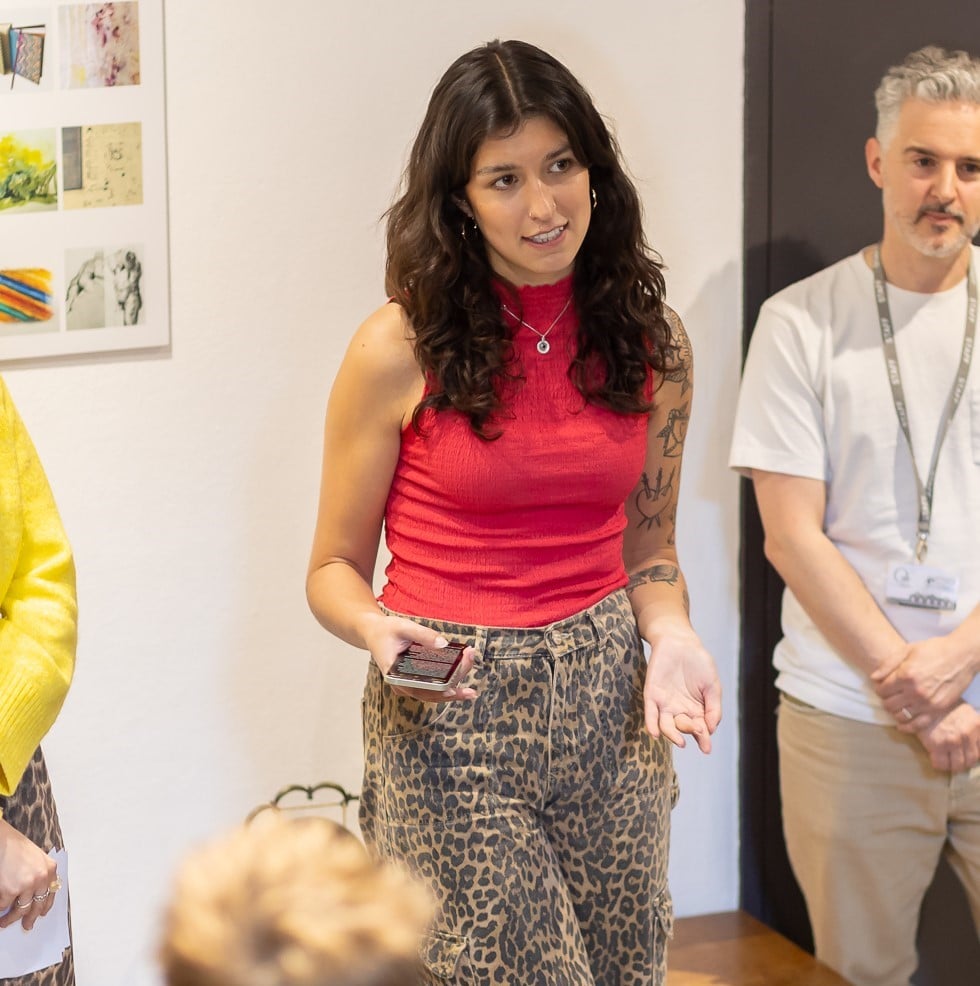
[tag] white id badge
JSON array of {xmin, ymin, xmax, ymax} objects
[{"xmin": 885, "ymin": 563, "xmax": 959, "ymax": 611}]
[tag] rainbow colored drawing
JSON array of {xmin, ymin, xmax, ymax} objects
[{"xmin": 0, "ymin": 269, "xmax": 54, "ymax": 322}]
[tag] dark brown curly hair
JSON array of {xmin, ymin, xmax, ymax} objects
[{"xmin": 385, "ymin": 39, "xmax": 675, "ymax": 438}]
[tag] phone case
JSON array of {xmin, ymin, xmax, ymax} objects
[{"xmin": 383, "ymin": 641, "xmax": 467, "ymax": 691}]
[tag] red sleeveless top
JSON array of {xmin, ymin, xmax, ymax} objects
[{"xmin": 379, "ymin": 276, "xmax": 649, "ymax": 627}]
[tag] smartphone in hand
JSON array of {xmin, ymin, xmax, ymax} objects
[{"xmin": 383, "ymin": 641, "xmax": 467, "ymax": 691}]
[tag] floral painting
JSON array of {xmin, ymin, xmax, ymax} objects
[{"xmin": 60, "ymin": 2, "xmax": 140, "ymax": 89}]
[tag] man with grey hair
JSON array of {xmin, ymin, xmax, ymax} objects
[{"xmin": 730, "ymin": 45, "xmax": 980, "ymax": 986}]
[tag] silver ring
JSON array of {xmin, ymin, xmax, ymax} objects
[
  {"xmin": 32, "ymin": 889, "xmax": 51, "ymax": 903},
  {"xmin": 15, "ymin": 898, "xmax": 31, "ymax": 909},
  {"xmin": 901, "ymin": 706, "xmax": 913, "ymax": 721}
]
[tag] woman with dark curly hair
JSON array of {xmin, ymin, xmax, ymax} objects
[{"xmin": 307, "ymin": 39, "xmax": 721, "ymax": 985}]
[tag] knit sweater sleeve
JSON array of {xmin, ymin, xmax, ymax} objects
[{"xmin": 0, "ymin": 379, "xmax": 77, "ymax": 797}]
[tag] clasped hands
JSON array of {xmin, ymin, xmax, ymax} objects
[{"xmin": 872, "ymin": 636, "xmax": 980, "ymax": 773}]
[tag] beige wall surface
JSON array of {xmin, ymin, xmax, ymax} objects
[{"xmin": 6, "ymin": 2, "xmax": 744, "ymax": 982}]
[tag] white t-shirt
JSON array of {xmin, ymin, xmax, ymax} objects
[{"xmin": 729, "ymin": 248, "xmax": 980, "ymax": 723}]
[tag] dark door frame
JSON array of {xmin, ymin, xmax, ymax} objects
[{"xmin": 739, "ymin": 0, "xmax": 812, "ymax": 948}]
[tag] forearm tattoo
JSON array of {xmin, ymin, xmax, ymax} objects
[
  {"xmin": 626, "ymin": 565, "xmax": 690, "ymax": 613},
  {"xmin": 627, "ymin": 564, "xmax": 679, "ymax": 593}
]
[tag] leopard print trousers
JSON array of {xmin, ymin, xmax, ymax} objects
[
  {"xmin": 0, "ymin": 748, "xmax": 74, "ymax": 986},
  {"xmin": 362, "ymin": 589, "xmax": 676, "ymax": 985}
]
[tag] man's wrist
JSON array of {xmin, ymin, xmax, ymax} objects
[
  {"xmin": 945, "ymin": 621, "xmax": 980, "ymax": 678},
  {"xmin": 870, "ymin": 638, "xmax": 908, "ymax": 680}
]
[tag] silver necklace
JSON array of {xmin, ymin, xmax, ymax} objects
[{"xmin": 500, "ymin": 296, "xmax": 572, "ymax": 355}]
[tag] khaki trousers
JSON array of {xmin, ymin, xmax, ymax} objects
[{"xmin": 777, "ymin": 694, "xmax": 980, "ymax": 986}]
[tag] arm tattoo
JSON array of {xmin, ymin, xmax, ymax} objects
[
  {"xmin": 657, "ymin": 401, "xmax": 689, "ymax": 457},
  {"xmin": 662, "ymin": 309, "xmax": 693, "ymax": 397},
  {"xmin": 627, "ymin": 564, "xmax": 680, "ymax": 594},
  {"xmin": 626, "ymin": 565, "xmax": 690, "ymax": 614},
  {"xmin": 634, "ymin": 468, "xmax": 676, "ymax": 531},
  {"xmin": 662, "ymin": 360, "xmax": 692, "ymax": 397},
  {"xmin": 665, "ymin": 503, "xmax": 677, "ymax": 547}
]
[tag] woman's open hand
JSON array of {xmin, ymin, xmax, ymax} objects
[{"xmin": 643, "ymin": 624, "xmax": 722, "ymax": 753}]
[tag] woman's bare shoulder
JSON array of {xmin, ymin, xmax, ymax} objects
[
  {"xmin": 342, "ymin": 302, "xmax": 420, "ymax": 388},
  {"xmin": 331, "ymin": 302, "xmax": 423, "ymax": 430}
]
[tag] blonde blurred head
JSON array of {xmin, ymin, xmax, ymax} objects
[{"xmin": 159, "ymin": 814, "xmax": 432, "ymax": 986}]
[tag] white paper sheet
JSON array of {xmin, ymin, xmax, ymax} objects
[{"xmin": 0, "ymin": 848, "xmax": 70, "ymax": 977}]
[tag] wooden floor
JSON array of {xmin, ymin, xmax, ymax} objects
[{"xmin": 666, "ymin": 911, "xmax": 852, "ymax": 986}]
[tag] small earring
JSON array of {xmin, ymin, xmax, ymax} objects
[
  {"xmin": 461, "ymin": 218, "xmax": 478, "ymax": 240},
  {"xmin": 590, "ymin": 187, "xmax": 598, "ymax": 210}
]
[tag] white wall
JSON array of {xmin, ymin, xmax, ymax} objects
[{"xmin": 4, "ymin": 2, "xmax": 744, "ymax": 982}]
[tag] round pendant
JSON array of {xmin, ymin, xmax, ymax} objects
[{"xmin": 536, "ymin": 339, "xmax": 550, "ymax": 355}]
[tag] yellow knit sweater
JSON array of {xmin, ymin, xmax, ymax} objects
[{"xmin": 0, "ymin": 377, "xmax": 77, "ymax": 797}]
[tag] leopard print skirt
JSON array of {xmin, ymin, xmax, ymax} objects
[
  {"xmin": 362, "ymin": 589, "xmax": 677, "ymax": 985},
  {"xmin": 0, "ymin": 748, "xmax": 74, "ymax": 986}
]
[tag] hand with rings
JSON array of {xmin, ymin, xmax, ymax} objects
[
  {"xmin": 32, "ymin": 880, "xmax": 60, "ymax": 903},
  {"xmin": 4, "ymin": 878, "xmax": 61, "ymax": 929},
  {"xmin": 0, "ymin": 817, "xmax": 62, "ymax": 931}
]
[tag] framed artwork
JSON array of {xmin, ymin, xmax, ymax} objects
[{"xmin": 0, "ymin": 1, "xmax": 169, "ymax": 362}]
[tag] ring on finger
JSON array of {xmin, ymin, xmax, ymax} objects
[
  {"xmin": 32, "ymin": 889, "xmax": 51, "ymax": 903},
  {"xmin": 14, "ymin": 898, "xmax": 31, "ymax": 909},
  {"xmin": 901, "ymin": 706, "xmax": 913, "ymax": 721},
  {"xmin": 49, "ymin": 878, "xmax": 62, "ymax": 892}
]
